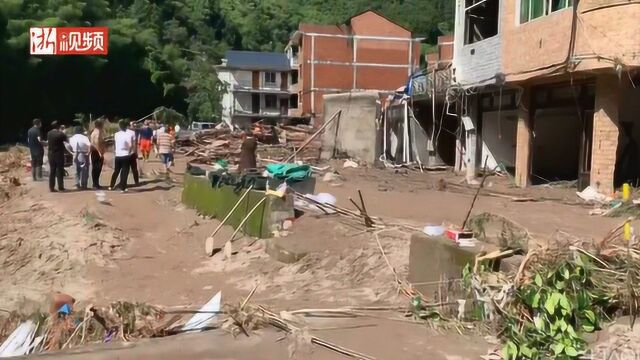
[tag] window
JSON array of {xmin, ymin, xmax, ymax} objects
[
  {"xmin": 291, "ymin": 70, "xmax": 298, "ymax": 85},
  {"xmin": 264, "ymin": 72, "xmax": 276, "ymax": 85},
  {"xmin": 264, "ymin": 94, "xmax": 278, "ymax": 110},
  {"xmin": 520, "ymin": 0, "xmax": 573, "ymax": 24},
  {"xmin": 464, "ymin": 0, "xmax": 499, "ymax": 45},
  {"xmin": 289, "ymin": 94, "xmax": 298, "ymax": 109}
]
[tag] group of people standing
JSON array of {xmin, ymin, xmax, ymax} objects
[{"xmin": 27, "ymin": 118, "xmax": 176, "ymax": 193}]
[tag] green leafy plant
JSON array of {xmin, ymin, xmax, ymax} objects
[{"xmin": 500, "ymin": 255, "xmax": 609, "ymax": 360}]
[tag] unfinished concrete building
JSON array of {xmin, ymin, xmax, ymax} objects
[{"xmin": 451, "ymin": 0, "xmax": 640, "ymax": 193}]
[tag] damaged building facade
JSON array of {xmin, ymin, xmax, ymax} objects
[{"xmin": 451, "ymin": 0, "xmax": 640, "ymax": 193}]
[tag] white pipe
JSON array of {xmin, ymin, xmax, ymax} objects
[
  {"xmin": 352, "ymin": 38, "xmax": 357, "ymax": 89},
  {"xmin": 408, "ymin": 39, "xmax": 413, "ymax": 76},
  {"xmin": 309, "ymin": 60, "xmax": 412, "ymax": 68},
  {"xmin": 404, "ymin": 101, "xmax": 410, "ymax": 163},
  {"xmin": 382, "ymin": 106, "xmax": 387, "ymax": 161},
  {"xmin": 301, "ymin": 32, "xmax": 425, "ymax": 42},
  {"xmin": 311, "ymin": 35, "xmax": 316, "ymax": 116}
]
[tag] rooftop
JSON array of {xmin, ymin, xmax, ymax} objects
[{"xmin": 221, "ymin": 50, "xmax": 291, "ymax": 72}]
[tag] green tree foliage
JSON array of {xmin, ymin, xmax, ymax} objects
[{"xmin": 0, "ymin": 0, "xmax": 453, "ymax": 143}]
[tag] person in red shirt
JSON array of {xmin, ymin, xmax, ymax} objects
[{"xmin": 138, "ymin": 120, "xmax": 154, "ymax": 161}]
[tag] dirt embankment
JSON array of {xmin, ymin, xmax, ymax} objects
[{"xmin": 0, "ymin": 147, "xmax": 125, "ymax": 311}]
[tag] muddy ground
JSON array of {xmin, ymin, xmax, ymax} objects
[{"xmin": 0, "ymin": 150, "xmax": 625, "ymax": 359}]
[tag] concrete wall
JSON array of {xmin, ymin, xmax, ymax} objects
[
  {"xmin": 320, "ymin": 92, "xmax": 379, "ymax": 163},
  {"xmin": 481, "ymin": 110, "xmax": 518, "ymax": 169},
  {"xmin": 452, "ymin": 0, "xmax": 503, "ymax": 86},
  {"xmin": 502, "ymin": 1, "xmax": 640, "ymax": 82},
  {"xmin": 219, "ymin": 70, "xmax": 234, "ymax": 124},
  {"xmin": 182, "ymin": 175, "xmax": 272, "ymax": 238}
]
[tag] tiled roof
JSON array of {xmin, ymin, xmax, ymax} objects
[
  {"xmin": 299, "ymin": 23, "xmax": 345, "ymax": 35},
  {"xmin": 223, "ymin": 50, "xmax": 291, "ymax": 71}
]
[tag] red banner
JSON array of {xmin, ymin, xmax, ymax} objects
[{"xmin": 30, "ymin": 27, "xmax": 109, "ymax": 55}]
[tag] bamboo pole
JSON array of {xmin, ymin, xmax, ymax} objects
[
  {"xmin": 205, "ymin": 186, "xmax": 254, "ymax": 256},
  {"xmin": 227, "ymin": 197, "xmax": 268, "ymax": 244}
]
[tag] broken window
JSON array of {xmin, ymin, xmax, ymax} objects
[
  {"xmin": 520, "ymin": 0, "xmax": 573, "ymax": 24},
  {"xmin": 289, "ymin": 93, "xmax": 299, "ymax": 109},
  {"xmin": 464, "ymin": 0, "xmax": 499, "ymax": 45}
]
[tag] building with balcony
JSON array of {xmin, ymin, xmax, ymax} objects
[
  {"xmin": 217, "ymin": 50, "xmax": 299, "ymax": 127},
  {"xmin": 451, "ymin": 0, "xmax": 640, "ymax": 193},
  {"xmin": 285, "ymin": 10, "xmax": 422, "ymax": 123}
]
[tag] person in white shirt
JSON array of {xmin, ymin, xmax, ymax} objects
[
  {"xmin": 109, "ymin": 120, "xmax": 132, "ymax": 192},
  {"xmin": 69, "ymin": 126, "xmax": 92, "ymax": 189},
  {"xmin": 127, "ymin": 121, "xmax": 140, "ymax": 186}
]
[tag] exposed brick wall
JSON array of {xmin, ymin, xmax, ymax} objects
[
  {"xmin": 356, "ymin": 67, "xmax": 408, "ymax": 90},
  {"xmin": 501, "ymin": 1, "xmax": 640, "ymax": 81},
  {"xmin": 591, "ymin": 74, "xmax": 620, "ymax": 194},
  {"xmin": 314, "ymin": 64, "xmax": 353, "ymax": 89},
  {"xmin": 349, "ymin": 11, "xmax": 410, "ymax": 37},
  {"xmin": 314, "ymin": 37, "xmax": 352, "ymax": 62},
  {"xmin": 296, "ymin": 11, "xmax": 419, "ymax": 119}
]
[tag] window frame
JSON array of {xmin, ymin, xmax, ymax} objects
[
  {"xmin": 518, "ymin": 0, "xmax": 573, "ymax": 25},
  {"xmin": 264, "ymin": 94, "xmax": 278, "ymax": 110},
  {"xmin": 463, "ymin": 0, "xmax": 500, "ymax": 45},
  {"xmin": 263, "ymin": 71, "xmax": 277, "ymax": 86}
]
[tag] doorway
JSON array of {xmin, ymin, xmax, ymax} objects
[{"xmin": 530, "ymin": 82, "xmax": 595, "ymax": 186}]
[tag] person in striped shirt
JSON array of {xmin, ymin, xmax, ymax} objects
[{"xmin": 156, "ymin": 127, "xmax": 175, "ymax": 175}]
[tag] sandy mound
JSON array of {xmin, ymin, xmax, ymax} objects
[
  {"xmin": 194, "ymin": 216, "xmax": 410, "ymax": 307},
  {"xmin": 0, "ymin": 195, "xmax": 126, "ymax": 310}
]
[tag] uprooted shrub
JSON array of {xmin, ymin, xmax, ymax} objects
[{"xmin": 464, "ymin": 237, "xmax": 638, "ymax": 360}]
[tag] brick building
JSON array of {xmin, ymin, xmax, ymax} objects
[
  {"xmin": 285, "ymin": 10, "xmax": 422, "ymax": 122},
  {"xmin": 451, "ymin": 0, "xmax": 640, "ymax": 193}
]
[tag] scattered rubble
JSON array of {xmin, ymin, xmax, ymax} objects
[{"xmin": 176, "ymin": 124, "xmax": 322, "ymax": 167}]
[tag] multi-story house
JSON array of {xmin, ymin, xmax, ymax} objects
[
  {"xmin": 217, "ymin": 50, "xmax": 297, "ymax": 127},
  {"xmin": 451, "ymin": 0, "xmax": 640, "ymax": 193},
  {"xmin": 286, "ymin": 10, "xmax": 422, "ymax": 123}
]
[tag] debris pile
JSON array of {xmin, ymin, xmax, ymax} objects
[
  {"xmin": 466, "ymin": 222, "xmax": 640, "ymax": 359},
  {"xmin": 0, "ymin": 299, "xmax": 167, "ymax": 356},
  {"xmin": 0, "ymin": 146, "xmax": 28, "ymax": 202},
  {"xmin": 177, "ymin": 124, "xmax": 322, "ymax": 166}
]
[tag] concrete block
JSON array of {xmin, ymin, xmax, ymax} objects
[
  {"xmin": 408, "ymin": 233, "xmax": 486, "ymax": 295},
  {"xmin": 265, "ymin": 238, "xmax": 308, "ymax": 264}
]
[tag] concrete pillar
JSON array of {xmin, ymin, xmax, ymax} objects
[
  {"xmin": 465, "ymin": 128, "xmax": 477, "ymax": 182},
  {"xmin": 515, "ymin": 88, "xmax": 532, "ymax": 187},
  {"xmin": 591, "ymin": 74, "xmax": 621, "ymax": 194}
]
